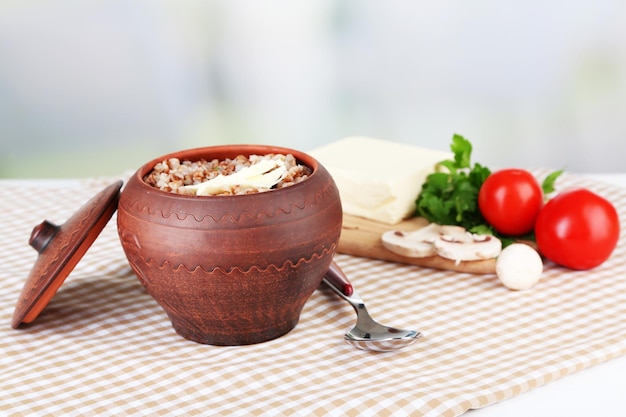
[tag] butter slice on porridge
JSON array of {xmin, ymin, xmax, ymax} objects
[{"xmin": 309, "ymin": 136, "xmax": 451, "ymax": 224}]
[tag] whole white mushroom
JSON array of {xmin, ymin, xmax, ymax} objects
[{"xmin": 496, "ymin": 243, "xmax": 543, "ymax": 290}]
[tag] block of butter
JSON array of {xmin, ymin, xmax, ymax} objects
[{"xmin": 309, "ymin": 136, "xmax": 452, "ymax": 224}]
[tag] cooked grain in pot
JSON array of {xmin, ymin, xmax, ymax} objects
[{"xmin": 144, "ymin": 153, "xmax": 312, "ymax": 195}]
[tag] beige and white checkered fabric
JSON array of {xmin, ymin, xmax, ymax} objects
[{"xmin": 1, "ymin": 173, "xmax": 625, "ymax": 416}]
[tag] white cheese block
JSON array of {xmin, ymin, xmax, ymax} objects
[{"xmin": 309, "ymin": 136, "xmax": 452, "ymax": 224}]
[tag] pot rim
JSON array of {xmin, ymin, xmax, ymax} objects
[{"xmin": 131, "ymin": 144, "xmax": 321, "ymax": 200}]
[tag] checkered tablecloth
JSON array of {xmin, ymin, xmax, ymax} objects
[{"xmin": 1, "ymin": 173, "xmax": 626, "ymax": 416}]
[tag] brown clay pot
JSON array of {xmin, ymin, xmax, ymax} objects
[{"xmin": 117, "ymin": 145, "xmax": 342, "ymax": 346}]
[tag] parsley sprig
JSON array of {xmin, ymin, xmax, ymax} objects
[{"xmin": 415, "ymin": 134, "xmax": 490, "ymax": 232}]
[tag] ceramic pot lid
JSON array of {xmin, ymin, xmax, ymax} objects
[{"xmin": 11, "ymin": 180, "xmax": 123, "ymax": 328}]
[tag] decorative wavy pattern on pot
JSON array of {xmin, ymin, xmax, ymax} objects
[
  {"xmin": 127, "ymin": 243, "xmax": 336, "ymax": 275},
  {"xmin": 118, "ymin": 182, "xmax": 336, "ymax": 226}
]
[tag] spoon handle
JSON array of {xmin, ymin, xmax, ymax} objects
[{"xmin": 324, "ymin": 261, "xmax": 354, "ymax": 297}]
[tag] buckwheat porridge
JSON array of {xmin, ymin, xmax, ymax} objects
[{"xmin": 144, "ymin": 153, "xmax": 312, "ymax": 196}]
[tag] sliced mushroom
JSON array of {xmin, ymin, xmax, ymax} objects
[
  {"xmin": 381, "ymin": 223, "xmax": 444, "ymax": 258},
  {"xmin": 434, "ymin": 229, "xmax": 502, "ymax": 264}
]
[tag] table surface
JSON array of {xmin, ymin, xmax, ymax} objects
[{"xmin": 1, "ymin": 173, "xmax": 625, "ymax": 417}]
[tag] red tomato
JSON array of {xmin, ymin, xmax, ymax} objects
[
  {"xmin": 535, "ymin": 188, "xmax": 620, "ymax": 270},
  {"xmin": 478, "ymin": 169, "xmax": 543, "ymax": 236}
]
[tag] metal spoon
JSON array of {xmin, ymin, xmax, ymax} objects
[{"xmin": 323, "ymin": 261, "xmax": 423, "ymax": 352}]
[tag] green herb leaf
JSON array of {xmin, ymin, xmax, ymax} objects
[
  {"xmin": 450, "ymin": 134, "xmax": 472, "ymax": 169},
  {"xmin": 541, "ymin": 169, "xmax": 563, "ymax": 196},
  {"xmin": 468, "ymin": 224, "xmax": 494, "ymax": 236}
]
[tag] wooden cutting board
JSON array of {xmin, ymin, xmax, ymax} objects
[{"xmin": 337, "ymin": 214, "xmax": 496, "ymax": 274}]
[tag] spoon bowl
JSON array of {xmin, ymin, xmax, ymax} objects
[{"xmin": 323, "ymin": 261, "xmax": 422, "ymax": 352}]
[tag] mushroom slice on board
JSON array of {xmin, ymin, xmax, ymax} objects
[
  {"xmin": 381, "ymin": 223, "xmax": 466, "ymax": 258},
  {"xmin": 434, "ymin": 229, "xmax": 502, "ymax": 264}
]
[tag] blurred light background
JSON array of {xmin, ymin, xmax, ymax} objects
[{"xmin": 1, "ymin": 0, "xmax": 625, "ymax": 178}]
